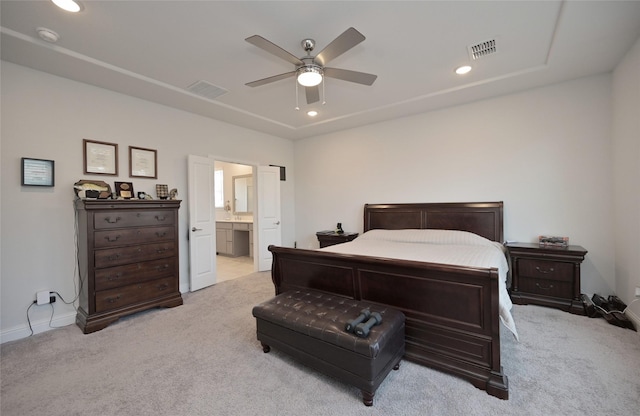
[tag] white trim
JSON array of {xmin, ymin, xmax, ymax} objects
[{"xmin": 1, "ymin": 311, "xmax": 76, "ymax": 344}]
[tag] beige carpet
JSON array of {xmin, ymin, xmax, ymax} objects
[{"xmin": 2, "ymin": 271, "xmax": 639, "ymax": 416}]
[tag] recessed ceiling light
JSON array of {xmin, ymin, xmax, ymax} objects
[
  {"xmin": 307, "ymin": 110, "xmax": 318, "ymax": 117},
  {"xmin": 51, "ymin": 0, "xmax": 82, "ymax": 13},
  {"xmin": 455, "ymin": 65, "xmax": 472, "ymax": 75}
]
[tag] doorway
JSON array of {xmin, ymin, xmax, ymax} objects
[{"xmin": 214, "ymin": 160, "xmax": 255, "ymax": 282}]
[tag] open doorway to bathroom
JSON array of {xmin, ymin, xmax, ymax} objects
[{"xmin": 214, "ymin": 160, "xmax": 255, "ymax": 282}]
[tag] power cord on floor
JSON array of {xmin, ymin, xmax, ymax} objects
[
  {"xmin": 592, "ymin": 298, "xmax": 639, "ymax": 315},
  {"xmin": 25, "ymin": 300, "xmax": 55, "ymax": 337}
]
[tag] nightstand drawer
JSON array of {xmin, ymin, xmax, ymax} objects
[
  {"xmin": 519, "ymin": 277, "xmax": 573, "ymax": 299},
  {"xmin": 518, "ymin": 259, "xmax": 573, "ymax": 282}
]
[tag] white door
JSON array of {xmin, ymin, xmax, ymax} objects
[
  {"xmin": 257, "ymin": 165, "xmax": 282, "ymax": 271},
  {"xmin": 187, "ymin": 155, "xmax": 217, "ymax": 291}
]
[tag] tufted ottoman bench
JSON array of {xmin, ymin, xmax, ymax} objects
[{"xmin": 252, "ymin": 289, "xmax": 405, "ymax": 406}]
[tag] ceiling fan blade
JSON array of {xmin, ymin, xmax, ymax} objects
[
  {"xmin": 314, "ymin": 27, "xmax": 365, "ymax": 66},
  {"xmin": 323, "ymin": 67, "xmax": 377, "ymax": 86},
  {"xmin": 305, "ymin": 86, "xmax": 320, "ymax": 104},
  {"xmin": 245, "ymin": 71, "xmax": 296, "ymax": 87},
  {"xmin": 245, "ymin": 35, "xmax": 304, "ymax": 66}
]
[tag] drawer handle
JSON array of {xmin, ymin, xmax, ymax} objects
[
  {"xmin": 157, "ymin": 284, "xmax": 169, "ymax": 291},
  {"xmin": 156, "ymin": 264, "xmax": 170, "ymax": 271},
  {"xmin": 156, "ymin": 248, "xmax": 167, "ymax": 254},
  {"xmin": 108, "ymin": 254, "xmax": 121, "ymax": 261},
  {"xmin": 155, "ymin": 215, "xmax": 167, "ymax": 222},
  {"xmin": 156, "ymin": 231, "xmax": 167, "ymax": 238},
  {"xmin": 105, "ymin": 235, "xmax": 120, "ymax": 243},
  {"xmin": 535, "ymin": 266, "xmax": 555, "ymax": 274},
  {"xmin": 106, "ymin": 295, "xmax": 121, "ymax": 303},
  {"xmin": 105, "ymin": 216, "xmax": 121, "ymax": 224},
  {"xmin": 108, "ymin": 273, "xmax": 122, "ymax": 281},
  {"xmin": 535, "ymin": 282, "xmax": 554, "ymax": 291}
]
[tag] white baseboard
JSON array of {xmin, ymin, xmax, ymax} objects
[{"xmin": 1, "ymin": 311, "xmax": 76, "ymax": 344}]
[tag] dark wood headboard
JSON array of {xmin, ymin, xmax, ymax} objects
[{"xmin": 363, "ymin": 201, "xmax": 504, "ymax": 242}]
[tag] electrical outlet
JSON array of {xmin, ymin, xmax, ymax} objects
[{"xmin": 635, "ymin": 287, "xmax": 640, "ymax": 297}]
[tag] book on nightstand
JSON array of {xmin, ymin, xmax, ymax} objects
[{"xmin": 538, "ymin": 235, "xmax": 569, "ymax": 247}]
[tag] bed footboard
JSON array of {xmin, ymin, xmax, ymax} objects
[{"xmin": 269, "ymin": 245, "xmax": 508, "ymax": 400}]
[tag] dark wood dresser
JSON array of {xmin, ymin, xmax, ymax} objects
[
  {"xmin": 316, "ymin": 230, "xmax": 359, "ymax": 248},
  {"xmin": 75, "ymin": 199, "xmax": 183, "ymax": 333},
  {"xmin": 506, "ymin": 242, "xmax": 587, "ymax": 315}
]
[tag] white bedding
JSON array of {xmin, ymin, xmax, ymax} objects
[{"xmin": 321, "ymin": 229, "xmax": 519, "ymax": 340}]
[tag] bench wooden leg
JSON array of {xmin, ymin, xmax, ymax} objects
[{"xmin": 261, "ymin": 342, "xmax": 271, "ymax": 353}]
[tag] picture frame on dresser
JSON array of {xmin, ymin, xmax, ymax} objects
[
  {"xmin": 114, "ymin": 181, "xmax": 134, "ymax": 199},
  {"xmin": 129, "ymin": 146, "xmax": 157, "ymax": 179},
  {"xmin": 83, "ymin": 139, "xmax": 118, "ymax": 175}
]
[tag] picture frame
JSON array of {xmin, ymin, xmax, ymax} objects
[
  {"xmin": 21, "ymin": 157, "xmax": 55, "ymax": 187},
  {"xmin": 84, "ymin": 139, "xmax": 118, "ymax": 175},
  {"xmin": 115, "ymin": 181, "xmax": 134, "ymax": 199},
  {"xmin": 129, "ymin": 146, "xmax": 157, "ymax": 179}
]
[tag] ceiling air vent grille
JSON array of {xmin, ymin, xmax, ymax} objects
[
  {"xmin": 468, "ymin": 39, "xmax": 497, "ymax": 60},
  {"xmin": 186, "ymin": 80, "xmax": 228, "ymax": 100}
]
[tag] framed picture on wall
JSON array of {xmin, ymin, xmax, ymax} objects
[
  {"xmin": 21, "ymin": 157, "xmax": 55, "ymax": 187},
  {"xmin": 84, "ymin": 139, "xmax": 118, "ymax": 175},
  {"xmin": 129, "ymin": 146, "xmax": 157, "ymax": 179}
]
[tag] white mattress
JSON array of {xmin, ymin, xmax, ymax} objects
[{"xmin": 321, "ymin": 229, "xmax": 519, "ymax": 340}]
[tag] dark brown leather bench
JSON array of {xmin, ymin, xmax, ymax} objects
[{"xmin": 252, "ymin": 289, "xmax": 405, "ymax": 406}]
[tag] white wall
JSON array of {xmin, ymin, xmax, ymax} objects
[
  {"xmin": 294, "ymin": 74, "xmax": 615, "ymax": 297},
  {"xmin": 612, "ymin": 36, "xmax": 640, "ymax": 318},
  {"xmin": 0, "ymin": 62, "xmax": 295, "ymax": 342}
]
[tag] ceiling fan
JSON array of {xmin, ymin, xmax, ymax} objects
[{"xmin": 245, "ymin": 27, "xmax": 377, "ymax": 104}]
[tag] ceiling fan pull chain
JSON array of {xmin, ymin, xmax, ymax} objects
[
  {"xmin": 322, "ymin": 77, "xmax": 326, "ymax": 105},
  {"xmin": 295, "ymin": 80, "xmax": 300, "ymax": 110}
]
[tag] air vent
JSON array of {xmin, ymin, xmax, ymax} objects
[
  {"xmin": 186, "ymin": 80, "xmax": 228, "ymax": 100},
  {"xmin": 468, "ymin": 39, "xmax": 497, "ymax": 60}
]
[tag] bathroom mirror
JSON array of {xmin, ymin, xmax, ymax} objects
[{"xmin": 233, "ymin": 174, "xmax": 253, "ymax": 214}]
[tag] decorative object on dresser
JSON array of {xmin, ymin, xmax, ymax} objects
[
  {"xmin": 538, "ymin": 235, "xmax": 569, "ymax": 247},
  {"xmin": 73, "ymin": 180, "xmax": 112, "ymax": 199},
  {"xmin": 114, "ymin": 181, "xmax": 134, "ymax": 199},
  {"xmin": 506, "ymin": 242, "xmax": 587, "ymax": 315},
  {"xmin": 75, "ymin": 199, "xmax": 183, "ymax": 333},
  {"xmin": 156, "ymin": 184, "xmax": 169, "ymax": 199},
  {"xmin": 315, "ymin": 230, "xmax": 359, "ymax": 248}
]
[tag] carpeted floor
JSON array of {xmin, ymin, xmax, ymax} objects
[{"xmin": 2, "ymin": 271, "xmax": 639, "ymax": 416}]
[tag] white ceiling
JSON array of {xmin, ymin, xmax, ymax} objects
[{"xmin": 2, "ymin": 1, "xmax": 640, "ymax": 140}]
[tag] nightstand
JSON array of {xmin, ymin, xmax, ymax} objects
[
  {"xmin": 316, "ymin": 230, "xmax": 359, "ymax": 248},
  {"xmin": 506, "ymin": 242, "xmax": 588, "ymax": 315}
]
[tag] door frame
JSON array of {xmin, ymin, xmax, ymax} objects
[{"xmin": 210, "ymin": 155, "xmax": 258, "ymax": 273}]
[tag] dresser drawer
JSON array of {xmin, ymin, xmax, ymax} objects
[
  {"xmin": 518, "ymin": 277, "xmax": 573, "ymax": 299},
  {"xmin": 94, "ymin": 210, "xmax": 175, "ymax": 229},
  {"xmin": 517, "ymin": 259, "xmax": 573, "ymax": 282},
  {"xmin": 94, "ymin": 226, "xmax": 175, "ymax": 248},
  {"xmin": 94, "ymin": 258, "xmax": 176, "ymax": 291},
  {"xmin": 95, "ymin": 276, "xmax": 178, "ymax": 313},
  {"xmin": 95, "ymin": 242, "xmax": 176, "ymax": 268}
]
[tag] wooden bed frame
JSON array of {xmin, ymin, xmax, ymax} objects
[{"xmin": 268, "ymin": 202, "xmax": 509, "ymax": 399}]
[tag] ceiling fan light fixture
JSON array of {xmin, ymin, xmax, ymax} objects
[
  {"xmin": 307, "ymin": 110, "xmax": 318, "ymax": 117},
  {"xmin": 51, "ymin": 0, "xmax": 82, "ymax": 13},
  {"xmin": 297, "ymin": 66, "xmax": 323, "ymax": 87}
]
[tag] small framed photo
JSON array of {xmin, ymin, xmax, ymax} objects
[
  {"xmin": 22, "ymin": 157, "xmax": 55, "ymax": 187},
  {"xmin": 129, "ymin": 146, "xmax": 157, "ymax": 179},
  {"xmin": 84, "ymin": 139, "xmax": 118, "ymax": 175},
  {"xmin": 115, "ymin": 181, "xmax": 134, "ymax": 199}
]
